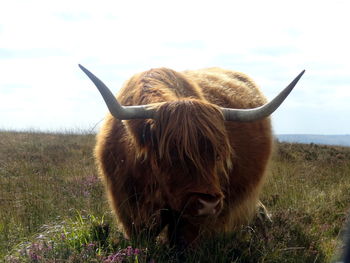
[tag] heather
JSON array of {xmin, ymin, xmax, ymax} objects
[{"xmin": 1, "ymin": 131, "xmax": 349, "ymax": 262}]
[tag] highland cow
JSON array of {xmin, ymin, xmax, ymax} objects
[{"xmin": 79, "ymin": 65, "xmax": 304, "ymax": 247}]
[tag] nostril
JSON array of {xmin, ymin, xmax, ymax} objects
[
  {"xmin": 213, "ymin": 200, "xmax": 222, "ymax": 214},
  {"xmin": 197, "ymin": 198, "xmax": 222, "ymax": 216}
]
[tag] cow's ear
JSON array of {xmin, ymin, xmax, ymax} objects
[{"xmin": 140, "ymin": 121, "xmax": 155, "ymax": 146}]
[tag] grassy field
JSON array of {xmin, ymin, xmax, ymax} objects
[{"xmin": 0, "ymin": 131, "xmax": 349, "ymax": 262}]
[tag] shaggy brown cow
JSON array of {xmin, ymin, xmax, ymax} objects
[{"xmin": 79, "ymin": 65, "xmax": 304, "ymax": 247}]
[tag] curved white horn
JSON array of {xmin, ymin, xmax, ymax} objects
[
  {"xmin": 221, "ymin": 70, "xmax": 305, "ymax": 122},
  {"xmin": 79, "ymin": 64, "xmax": 155, "ymax": 120}
]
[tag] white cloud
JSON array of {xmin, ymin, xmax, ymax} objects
[{"xmin": 1, "ymin": 0, "xmax": 350, "ymax": 133}]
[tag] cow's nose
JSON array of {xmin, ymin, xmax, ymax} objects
[
  {"xmin": 182, "ymin": 192, "xmax": 224, "ymax": 217},
  {"xmin": 197, "ymin": 195, "xmax": 223, "ymax": 216}
]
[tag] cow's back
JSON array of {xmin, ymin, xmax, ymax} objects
[{"xmin": 183, "ymin": 68, "xmax": 267, "ymax": 109}]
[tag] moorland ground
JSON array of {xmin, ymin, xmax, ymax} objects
[{"xmin": 0, "ymin": 131, "xmax": 349, "ymax": 262}]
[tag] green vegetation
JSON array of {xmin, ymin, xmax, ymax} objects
[{"xmin": 0, "ymin": 131, "xmax": 349, "ymax": 262}]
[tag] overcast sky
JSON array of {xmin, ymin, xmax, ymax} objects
[{"xmin": 1, "ymin": 0, "xmax": 349, "ymax": 134}]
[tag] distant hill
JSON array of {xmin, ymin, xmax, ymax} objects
[{"xmin": 276, "ymin": 134, "xmax": 350, "ymax": 147}]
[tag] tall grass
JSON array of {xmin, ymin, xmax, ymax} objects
[
  {"xmin": 0, "ymin": 131, "xmax": 107, "ymax": 256},
  {"xmin": 0, "ymin": 132, "xmax": 349, "ymax": 262}
]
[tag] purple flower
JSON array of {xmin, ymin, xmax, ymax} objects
[
  {"xmin": 87, "ymin": 243, "xmax": 96, "ymax": 248},
  {"xmin": 126, "ymin": 246, "xmax": 133, "ymax": 256},
  {"xmin": 83, "ymin": 175, "xmax": 99, "ymax": 188},
  {"xmin": 46, "ymin": 242, "xmax": 53, "ymax": 251},
  {"xmin": 104, "ymin": 252, "xmax": 124, "ymax": 263},
  {"xmin": 29, "ymin": 251, "xmax": 41, "ymax": 261},
  {"xmin": 103, "ymin": 246, "xmax": 144, "ymax": 263}
]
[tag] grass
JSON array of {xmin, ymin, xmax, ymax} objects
[{"xmin": 0, "ymin": 131, "xmax": 349, "ymax": 262}]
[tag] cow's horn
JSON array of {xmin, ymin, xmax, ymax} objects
[
  {"xmin": 221, "ymin": 70, "xmax": 305, "ymax": 122},
  {"xmin": 79, "ymin": 64, "xmax": 155, "ymax": 120}
]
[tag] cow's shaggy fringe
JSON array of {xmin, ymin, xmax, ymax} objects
[{"xmin": 152, "ymin": 99, "xmax": 232, "ymax": 181}]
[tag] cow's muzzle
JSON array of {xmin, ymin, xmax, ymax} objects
[{"xmin": 183, "ymin": 193, "xmax": 223, "ymax": 217}]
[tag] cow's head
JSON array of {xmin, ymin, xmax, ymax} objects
[{"xmin": 141, "ymin": 99, "xmax": 232, "ymax": 218}]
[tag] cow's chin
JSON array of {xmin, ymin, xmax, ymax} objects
[{"xmin": 175, "ymin": 192, "xmax": 224, "ymax": 220}]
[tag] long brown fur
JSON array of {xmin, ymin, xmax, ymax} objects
[{"xmin": 94, "ymin": 67, "xmax": 273, "ymax": 246}]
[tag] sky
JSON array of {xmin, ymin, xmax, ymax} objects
[{"xmin": 1, "ymin": 0, "xmax": 350, "ymax": 134}]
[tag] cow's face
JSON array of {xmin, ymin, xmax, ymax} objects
[
  {"xmin": 143, "ymin": 100, "xmax": 233, "ymax": 218},
  {"xmin": 159, "ymin": 140, "xmax": 230, "ymax": 218}
]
